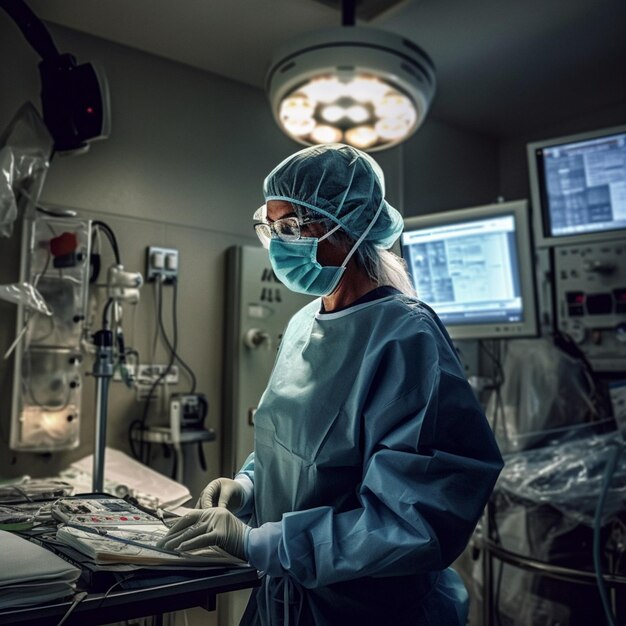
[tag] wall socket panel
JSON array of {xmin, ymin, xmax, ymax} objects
[
  {"xmin": 113, "ymin": 363, "xmax": 179, "ymax": 385},
  {"xmin": 146, "ymin": 246, "xmax": 179, "ymax": 282}
]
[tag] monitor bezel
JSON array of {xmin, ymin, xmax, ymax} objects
[
  {"xmin": 402, "ymin": 199, "xmax": 538, "ymax": 340},
  {"xmin": 527, "ymin": 124, "xmax": 626, "ymax": 248}
]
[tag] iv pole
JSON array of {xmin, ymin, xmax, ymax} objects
[{"xmin": 92, "ymin": 328, "xmax": 113, "ymax": 492}]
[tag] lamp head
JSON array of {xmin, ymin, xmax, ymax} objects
[{"xmin": 266, "ymin": 26, "xmax": 436, "ymax": 152}]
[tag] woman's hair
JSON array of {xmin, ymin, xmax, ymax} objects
[{"xmin": 294, "ymin": 204, "xmax": 417, "ymax": 296}]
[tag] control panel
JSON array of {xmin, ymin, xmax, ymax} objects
[
  {"xmin": 51, "ymin": 498, "xmax": 157, "ymax": 527},
  {"xmin": 554, "ymin": 239, "xmax": 626, "ymax": 371}
]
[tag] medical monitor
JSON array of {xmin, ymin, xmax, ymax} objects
[
  {"xmin": 401, "ymin": 200, "xmax": 538, "ymax": 340},
  {"xmin": 528, "ymin": 124, "xmax": 626, "ymax": 247}
]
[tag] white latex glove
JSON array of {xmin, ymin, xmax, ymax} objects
[
  {"xmin": 196, "ymin": 477, "xmax": 246, "ymax": 512},
  {"xmin": 156, "ymin": 508, "xmax": 249, "ymax": 560}
]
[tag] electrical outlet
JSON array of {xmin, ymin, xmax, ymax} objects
[
  {"xmin": 136, "ymin": 364, "xmax": 179, "ymax": 385},
  {"xmin": 146, "ymin": 246, "xmax": 179, "ymax": 282},
  {"xmin": 113, "ymin": 363, "xmax": 179, "ymax": 384}
]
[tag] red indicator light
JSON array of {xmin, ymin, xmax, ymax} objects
[
  {"xmin": 576, "ymin": 295, "xmax": 585, "ymax": 304},
  {"xmin": 86, "ymin": 106, "xmax": 94, "ymax": 114}
]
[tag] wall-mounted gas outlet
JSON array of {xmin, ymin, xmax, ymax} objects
[
  {"xmin": 146, "ymin": 246, "xmax": 179, "ymax": 282},
  {"xmin": 114, "ymin": 363, "xmax": 179, "ymax": 385},
  {"xmin": 136, "ymin": 364, "xmax": 179, "ymax": 385}
]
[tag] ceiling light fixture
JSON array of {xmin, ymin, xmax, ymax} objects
[{"xmin": 266, "ymin": 0, "xmax": 436, "ymax": 152}]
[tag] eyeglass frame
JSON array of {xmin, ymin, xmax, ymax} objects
[{"xmin": 253, "ymin": 205, "xmax": 332, "ymax": 248}]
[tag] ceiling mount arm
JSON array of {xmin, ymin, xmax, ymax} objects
[
  {"xmin": 0, "ymin": 0, "xmax": 59, "ymax": 60},
  {"xmin": 0, "ymin": 0, "xmax": 110, "ymax": 154},
  {"xmin": 342, "ymin": 0, "xmax": 356, "ymax": 27}
]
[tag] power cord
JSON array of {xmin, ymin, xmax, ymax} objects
[
  {"xmin": 593, "ymin": 441, "xmax": 624, "ymax": 626},
  {"xmin": 157, "ymin": 279, "xmax": 197, "ymax": 394},
  {"xmin": 479, "ymin": 339, "xmax": 509, "ymax": 443},
  {"xmin": 95, "ymin": 574, "xmax": 136, "ymax": 610},
  {"xmin": 129, "ymin": 278, "xmax": 177, "ymax": 463},
  {"xmin": 55, "ymin": 591, "xmax": 88, "ymax": 626}
]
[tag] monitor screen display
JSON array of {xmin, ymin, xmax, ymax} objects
[
  {"xmin": 402, "ymin": 200, "xmax": 537, "ymax": 340},
  {"xmin": 528, "ymin": 125, "xmax": 626, "ymax": 246}
]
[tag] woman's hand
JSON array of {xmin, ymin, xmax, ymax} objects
[
  {"xmin": 157, "ymin": 508, "xmax": 249, "ymax": 560},
  {"xmin": 196, "ymin": 477, "xmax": 246, "ymax": 511}
]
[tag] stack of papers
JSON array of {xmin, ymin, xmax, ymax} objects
[
  {"xmin": 0, "ymin": 530, "xmax": 80, "ymax": 609},
  {"xmin": 56, "ymin": 524, "xmax": 244, "ymax": 567}
]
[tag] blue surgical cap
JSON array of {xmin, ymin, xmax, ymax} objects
[{"xmin": 263, "ymin": 143, "xmax": 404, "ymax": 249}]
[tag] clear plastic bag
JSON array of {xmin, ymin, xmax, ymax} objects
[
  {"xmin": 0, "ymin": 282, "xmax": 52, "ymax": 316},
  {"xmin": 497, "ymin": 424, "xmax": 626, "ymax": 527},
  {"xmin": 0, "ymin": 102, "xmax": 53, "ymax": 237},
  {"xmin": 487, "ymin": 338, "xmax": 598, "ymax": 453}
]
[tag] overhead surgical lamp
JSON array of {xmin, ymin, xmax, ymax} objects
[{"xmin": 266, "ymin": 0, "xmax": 435, "ymax": 152}]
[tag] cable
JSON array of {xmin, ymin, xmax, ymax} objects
[
  {"xmin": 158, "ymin": 279, "xmax": 197, "ymax": 394},
  {"xmin": 129, "ymin": 278, "xmax": 178, "ymax": 463},
  {"xmin": 479, "ymin": 339, "xmax": 508, "ymax": 442},
  {"xmin": 487, "ymin": 497, "xmax": 505, "ymax": 626},
  {"xmin": 91, "ymin": 220, "xmax": 121, "ymax": 265},
  {"xmin": 55, "ymin": 590, "xmax": 88, "ymax": 626},
  {"xmin": 95, "ymin": 574, "xmax": 136, "ymax": 610},
  {"xmin": 150, "ymin": 279, "xmax": 161, "ymax": 364},
  {"xmin": 479, "ymin": 340, "xmax": 505, "ymax": 387},
  {"xmin": 593, "ymin": 442, "xmax": 624, "ymax": 626},
  {"xmin": 101, "ymin": 297, "xmax": 115, "ymax": 328}
]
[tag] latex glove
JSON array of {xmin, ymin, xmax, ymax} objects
[
  {"xmin": 196, "ymin": 477, "xmax": 246, "ymax": 512},
  {"xmin": 157, "ymin": 508, "xmax": 249, "ymax": 561}
]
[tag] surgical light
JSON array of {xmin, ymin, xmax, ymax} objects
[
  {"xmin": 344, "ymin": 125, "xmax": 378, "ymax": 150},
  {"xmin": 311, "ymin": 125, "xmax": 343, "ymax": 144},
  {"xmin": 266, "ymin": 26, "xmax": 436, "ymax": 152}
]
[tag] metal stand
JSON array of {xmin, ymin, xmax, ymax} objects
[
  {"xmin": 130, "ymin": 427, "xmax": 216, "ymax": 483},
  {"xmin": 92, "ymin": 329, "xmax": 114, "ymax": 492},
  {"xmin": 480, "ymin": 497, "xmax": 626, "ymax": 625}
]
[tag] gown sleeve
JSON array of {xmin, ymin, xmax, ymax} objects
[
  {"xmin": 247, "ymin": 319, "xmax": 504, "ymax": 588},
  {"xmin": 234, "ymin": 453, "xmax": 256, "ymax": 520}
]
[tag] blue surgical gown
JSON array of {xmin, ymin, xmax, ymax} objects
[{"xmin": 239, "ymin": 292, "xmax": 503, "ymax": 626}]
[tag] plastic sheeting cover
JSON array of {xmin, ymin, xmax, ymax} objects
[
  {"xmin": 497, "ymin": 425, "xmax": 626, "ymax": 527},
  {"xmin": 0, "ymin": 103, "xmax": 53, "ymax": 237},
  {"xmin": 0, "ymin": 282, "xmax": 52, "ymax": 316}
]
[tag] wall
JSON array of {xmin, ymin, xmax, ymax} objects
[
  {"xmin": 0, "ymin": 18, "xmax": 499, "ymax": 502},
  {"xmin": 402, "ymin": 118, "xmax": 500, "ymax": 216},
  {"xmin": 499, "ymin": 102, "xmax": 626, "ymax": 202}
]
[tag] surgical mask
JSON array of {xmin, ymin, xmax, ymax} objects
[
  {"xmin": 269, "ymin": 226, "xmax": 344, "ymax": 297},
  {"xmin": 268, "ymin": 200, "xmax": 385, "ymax": 297}
]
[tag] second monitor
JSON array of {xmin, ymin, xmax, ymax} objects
[{"xmin": 401, "ymin": 199, "xmax": 537, "ymax": 340}]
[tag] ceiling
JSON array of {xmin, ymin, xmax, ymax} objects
[{"xmin": 26, "ymin": 0, "xmax": 626, "ymax": 138}]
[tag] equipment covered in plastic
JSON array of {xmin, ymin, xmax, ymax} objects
[
  {"xmin": 486, "ymin": 338, "xmax": 600, "ymax": 453},
  {"xmin": 10, "ymin": 213, "xmax": 91, "ymax": 452},
  {"xmin": 0, "ymin": 103, "xmax": 53, "ymax": 238},
  {"xmin": 497, "ymin": 423, "xmax": 626, "ymax": 527}
]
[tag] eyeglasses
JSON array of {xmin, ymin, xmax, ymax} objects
[{"xmin": 253, "ymin": 205, "xmax": 326, "ymax": 249}]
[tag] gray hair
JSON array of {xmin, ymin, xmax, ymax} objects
[{"xmin": 294, "ymin": 204, "xmax": 416, "ymax": 296}]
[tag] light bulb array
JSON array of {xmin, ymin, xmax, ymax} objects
[{"xmin": 279, "ymin": 75, "xmax": 418, "ymax": 150}]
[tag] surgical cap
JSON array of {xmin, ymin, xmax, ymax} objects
[{"xmin": 263, "ymin": 143, "xmax": 404, "ymax": 249}]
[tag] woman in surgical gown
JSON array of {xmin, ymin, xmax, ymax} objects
[{"xmin": 159, "ymin": 143, "xmax": 504, "ymax": 626}]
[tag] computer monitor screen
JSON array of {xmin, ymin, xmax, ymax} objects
[
  {"xmin": 528, "ymin": 125, "xmax": 626, "ymax": 247},
  {"xmin": 401, "ymin": 200, "xmax": 537, "ymax": 340}
]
